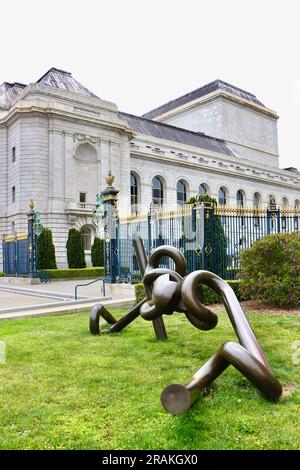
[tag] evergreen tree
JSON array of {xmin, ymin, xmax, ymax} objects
[
  {"xmin": 91, "ymin": 236, "xmax": 104, "ymax": 267},
  {"xmin": 37, "ymin": 228, "xmax": 57, "ymax": 269},
  {"xmin": 186, "ymin": 193, "xmax": 227, "ymax": 276},
  {"xmin": 66, "ymin": 229, "xmax": 86, "ymax": 268}
]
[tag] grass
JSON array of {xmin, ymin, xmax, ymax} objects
[{"xmin": 0, "ymin": 307, "xmax": 299, "ymax": 450}]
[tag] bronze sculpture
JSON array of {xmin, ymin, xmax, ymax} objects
[{"xmin": 90, "ymin": 236, "xmax": 282, "ymax": 414}]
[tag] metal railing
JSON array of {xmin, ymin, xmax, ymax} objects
[
  {"xmin": 116, "ymin": 204, "xmax": 300, "ymax": 282},
  {"xmin": 74, "ymin": 278, "xmax": 106, "ymax": 300}
]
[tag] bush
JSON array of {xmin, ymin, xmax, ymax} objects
[
  {"xmin": 48, "ymin": 267, "xmax": 104, "ymax": 280},
  {"xmin": 37, "ymin": 228, "xmax": 57, "ymax": 269},
  {"xmin": 134, "ymin": 283, "xmax": 147, "ymax": 303},
  {"xmin": 91, "ymin": 237, "xmax": 104, "ymax": 267},
  {"xmin": 239, "ymin": 232, "xmax": 300, "ymax": 307},
  {"xmin": 66, "ymin": 229, "xmax": 86, "ymax": 269},
  {"xmin": 134, "ymin": 279, "xmax": 247, "ymax": 305}
]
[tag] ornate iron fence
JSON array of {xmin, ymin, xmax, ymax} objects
[
  {"xmin": 2, "ymin": 233, "xmax": 29, "ymax": 276},
  {"xmin": 114, "ymin": 204, "xmax": 300, "ymax": 282}
]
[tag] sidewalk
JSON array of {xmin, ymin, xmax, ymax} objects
[{"xmin": 0, "ymin": 278, "xmax": 135, "ymax": 320}]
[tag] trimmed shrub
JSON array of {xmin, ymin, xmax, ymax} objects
[
  {"xmin": 91, "ymin": 237, "xmax": 104, "ymax": 267},
  {"xmin": 134, "ymin": 283, "xmax": 147, "ymax": 303},
  {"xmin": 239, "ymin": 232, "xmax": 300, "ymax": 307},
  {"xmin": 37, "ymin": 228, "xmax": 57, "ymax": 269},
  {"xmin": 66, "ymin": 229, "xmax": 86, "ymax": 269},
  {"xmin": 48, "ymin": 267, "xmax": 104, "ymax": 280},
  {"xmin": 134, "ymin": 279, "xmax": 247, "ymax": 305}
]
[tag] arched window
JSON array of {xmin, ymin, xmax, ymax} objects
[
  {"xmin": 130, "ymin": 172, "xmax": 138, "ymax": 212},
  {"xmin": 295, "ymin": 199, "xmax": 300, "ymax": 210},
  {"xmin": 81, "ymin": 226, "xmax": 92, "ymax": 251},
  {"xmin": 237, "ymin": 190, "xmax": 244, "ymax": 208},
  {"xmin": 253, "ymin": 192, "xmax": 261, "ymax": 208},
  {"xmin": 177, "ymin": 180, "xmax": 187, "ymax": 205},
  {"xmin": 269, "ymin": 194, "xmax": 276, "ymax": 208},
  {"xmin": 152, "ymin": 176, "xmax": 164, "ymax": 206},
  {"xmin": 199, "ymin": 183, "xmax": 208, "ymax": 195},
  {"xmin": 282, "ymin": 197, "xmax": 289, "ymax": 208},
  {"xmin": 218, "ymin": 187, "xmax": 227, "ymax": 206}
]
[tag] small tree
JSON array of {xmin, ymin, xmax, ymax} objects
[
  {"xmin": 91, "ymin": 237, "xmax": 104, "ymax": 267},
  {"xmin": 66, "ymin": 229, "xmax": 86, "ymax": 268},
  {"xmin": 37, "ymin": 228, "xmax": 57, "ymax": 269}
]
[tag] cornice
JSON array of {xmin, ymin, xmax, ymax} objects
[
  {"xmin": 130, "ymin": 150, "xmax": 300, "ymax": 191},
  {"xmin": 0, "ymin": 105, "xmax": 133, "ymax": 138},
  {"xmin": 130, "ymin": 133, "xmax": 297, "ymax": 181},
  {"xmin": 154, "ymin": 90, "xmax": 279, "ymax": 122}
]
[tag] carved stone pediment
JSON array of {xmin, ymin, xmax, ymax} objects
[{"xmin": 73, "ymin": 133, "xmax": 100, "ymax": 146}]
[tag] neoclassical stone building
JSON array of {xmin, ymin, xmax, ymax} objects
[{"xmin": 0, "ymin": 68, "xmax": 299, "ymax": 266}]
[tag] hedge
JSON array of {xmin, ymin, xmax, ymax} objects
[
  {"xmin": 47, "ymin": 267, "xmax": 104, "ymax": 280},
  {"xmin": 134, "ymin": 279, "xmax": 248, "ymax": 305}
]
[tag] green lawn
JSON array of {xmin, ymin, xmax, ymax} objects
[{"xmin": 0, "ymin": 307, "xmax": 299, "ymax": 450}]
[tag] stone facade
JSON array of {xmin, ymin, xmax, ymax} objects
[{"xmin": 0, "ymin": 69, "xmax": 299, "ymax": 267}]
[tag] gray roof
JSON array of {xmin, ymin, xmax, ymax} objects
[
  {"xmin": 37, "ymin": 67, "xmax": 99, "ymax": 98},
  {"xmin": 121, "ymin": 112, "xmax": 234, "ymax": 156},
  {"xmin": 0, "ymin": 82, "xmax": 26, "ymax": 109},
  {"xmin": 142, "ymin": 79, "xmax": 265, "ymax": 120},
  {"xmin": 284, "ymin": 167, "xmax": 300, "ymax": 175}
]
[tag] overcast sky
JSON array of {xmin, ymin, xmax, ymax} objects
[{"xmin": 1, "ymin": 0, "xmax": 299, "ymax": 169}]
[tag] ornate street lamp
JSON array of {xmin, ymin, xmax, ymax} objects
[
  {"xmin": 27, "ymin": 199, "xmax": 43, "ymax": 277},
  {"xmin": 92, "ymin": 193, "xmax": 105, "ymax": 233}
]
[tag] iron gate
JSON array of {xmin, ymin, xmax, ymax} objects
[{"xmin": 2, "ymin": 233, "xmax": 29, "ymax": 276}]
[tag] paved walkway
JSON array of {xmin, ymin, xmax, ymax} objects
[{"xmin": 0, "ymin": 279, "xmax": 135, "ymax": 320}]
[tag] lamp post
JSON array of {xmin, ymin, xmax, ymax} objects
[
  {"xmin": 92, "ymin": 193, "xmax": 105, "ymax": 234},
  {"xmin": 101, "ymin": 171, "xmax": 119, "ymax": 283},
  {"xmin": 27, "ymin": 199, "xmax": 43, "ymax": 277}
]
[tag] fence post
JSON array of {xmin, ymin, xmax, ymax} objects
[
  {"xmin": 27, "ymin": 200, "xmax": 36, "ymax": 278},
  {"xmin": 147, "ymin": 204, "xmax": 153, "ymax": 255},
  {"xmin": 102, "ymin": 171, "xmax": 119, "ymax": 283},
  {"xmin": 2, "ymin": 235, "xmax": 5, "ymax": 275}
]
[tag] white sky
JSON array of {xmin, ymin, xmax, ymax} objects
[{"xmin": 1, "ymin": 0, "xmax": 299, "ymax": 169}]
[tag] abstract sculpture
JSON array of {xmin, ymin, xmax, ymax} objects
[{"xmin": 90, "ymin": 236, "xmax": 282, "ymax": 414}]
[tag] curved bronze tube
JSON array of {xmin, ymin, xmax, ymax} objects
[
  {"xmin": 161, "ymin": 270, "xmax": 282, "ymax": 414},
  {"xmin": 90, "ymin": 299, "xmax": 147, "ymax": 335},
  {"xmin": 161, "ymin": 341, "xmax": 282, "ymax": 414},
  {"xmin": 90, "ymin": 304, "xmax": 117, "ymax": 335},
  {"xmin": 144, "ymin": 245, "xmax": 187, "ymax": 278},
  {"xmin": 90, "ymin": 237, "xmax": 282, "ymax": 414}
]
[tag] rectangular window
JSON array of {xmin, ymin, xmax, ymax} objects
[
  {"xmin": 12, "ymin": 147, "xmax": 16, "ymax": 162},
  {"xmin": 79, "ymin": 192, "xmax": 86, "ymax": 203},
  {"xmin": 12, "ymin": 186, "xmax": 15, "ymax": 203}
]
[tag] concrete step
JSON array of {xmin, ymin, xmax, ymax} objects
[
  {"xmin": 0, "ymin": 285, "xmax": 99, "ymax": 301},
  {"xmin": 0, "ymin": 297, "xmax": 135, "ymax": 321}
]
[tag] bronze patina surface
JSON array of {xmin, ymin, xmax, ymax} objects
[{"xmin": 90, "ymin": 237, "xmax": 282, "ymax": 413}]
